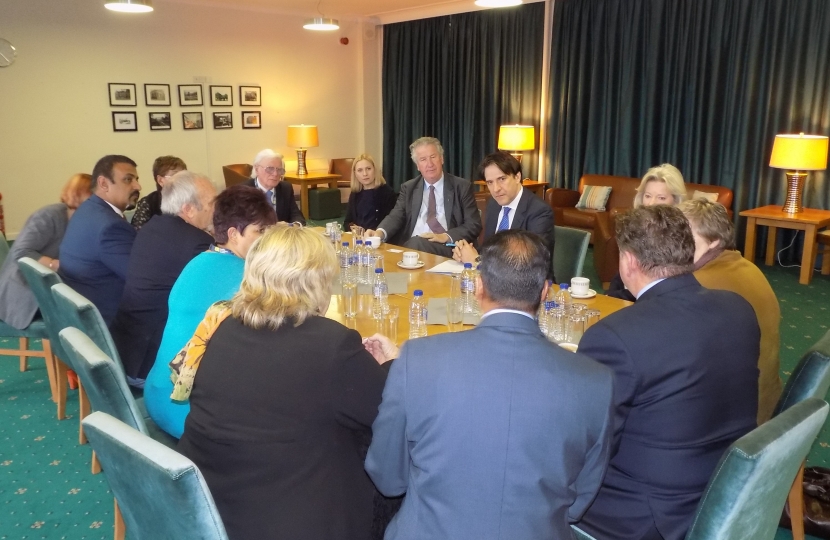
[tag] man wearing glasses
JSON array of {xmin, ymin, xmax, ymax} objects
[{"xmin": 246, "ymin": 149, "xmax": 306, "ymax": 225}]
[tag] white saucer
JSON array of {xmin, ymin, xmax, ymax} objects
[
  {"xmin": 570, "ymin": 289, "xmax": 597, "ymax": 299},
  {"xmin": 397, "ymin": 261, "xmax": 425, "ymax": 270}
]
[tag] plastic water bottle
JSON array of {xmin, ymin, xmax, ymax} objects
[
  {"xmin": 340, "ymin": 242, "xmax": 353, "ymax": 284},
  {"xmin": 372, "ymin": 268, "xmax": 389, "ymax": 320},
  {"xmin": 555, "ymin": 283, "xmax": 572, "ymax": 312},
  {"xmin": 537, "ymin": 280, "xmax": 554, "ymax": 330},
  {"xmin": 409, "ymin": 290, "xmax": 428, "ymax": 339},
  {"xmin": 460, "ymin": 263, "xmax": 477, "ymax": 314},
  {"xmin": 353, "ymin": 240, "xmax": 365, "ymax": 284},
  {"xmin": 361, "ymin": 244, "xmax": 373, "ymax": 284}
]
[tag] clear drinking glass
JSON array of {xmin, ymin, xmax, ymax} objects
[
  {"xmin": 584, "ymin": 309, "xmax": 601, "ymax": 330},
  {"xmin": 384, "ymin": 306, "xmax": 399, "ymax": 344},
  {"xmin": 446, "ymin": 298, "xmax": 463, "ymax": 332},
  {"xmin": 568, "ymin": 313, "xmax": 586, "ymax": 344},
  {"xmin": 341, "ymin": 281, "xmax": 357, "ymax": 318}
]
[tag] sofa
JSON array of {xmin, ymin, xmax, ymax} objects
[{"xmin": 546, "ymin": 174, "xmax": 734, "ymax": 285}]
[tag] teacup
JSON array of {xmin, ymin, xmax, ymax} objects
[
  {"xmin": 558, "ymin": 342, "xmax": 578, "ymax": 352},
  {"xmin": 366, "ymin": 236, "xmax": 381, "ymax": 249},
  {"xmin": 402, "ymin": 252, "xmax": 420, "ymax": 267},
  {"xmin": 571, "ymin": 277, "xmax": 590, "ymax": 296}
]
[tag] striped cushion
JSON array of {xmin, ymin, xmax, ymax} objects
[{"xmin": 576, "ymin": 185, "xmax": 612, "ymax": 211}]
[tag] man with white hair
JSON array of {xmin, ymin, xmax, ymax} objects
[
  {"xmin": 110, "ymin": 171, "xmax": 217, "ymax": 387},
  {"xmin": 244, "ymin": 148, "xmax": 305, "ymax": 225}
]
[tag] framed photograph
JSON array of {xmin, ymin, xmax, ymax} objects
[
  {"xmin": 239, "ymin": 85, "xmax": 261, "ymax": 107},
  {"xmin": 144, "ymin": 84, "xmax": 171, "ymax": 106},
  {"xmin": 212, "ymin": 112, "xmax": 233, "ymax": 129},
  {"xmin": 108, "ymin": 83, "xmax": 137, "ymax": 106},
  {"xmin": 209, "ymin": 85, "xmax": 233, "ymax": 106},
  {"xmin": 149, "ymin": 112, "xmax": 172, "ymax": 130},
  {"xmin": 112, "ymin": 111, "xmax": 137, "ymax": 131},
  {"xmin": 182, "ymin": 112, "xmax": 204, "ymax": 130},
  {"xmin": 241, "ymin": 111, "xmax": 261, "ymax": 129},
  {"xmin": 178, "ymin": 84, "xmax": 203, "ymax": 106}
]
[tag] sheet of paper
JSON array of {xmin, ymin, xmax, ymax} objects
[
  {"xmin": 386, "ymin": 248, "xmax": 404, "ymax": 253},
  {"xmin": 426, "ymin": 260, "xmax": 465, "ymax": 274}
]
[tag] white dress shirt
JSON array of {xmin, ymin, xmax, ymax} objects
[
  {"xmin": 103, "ymin": 199, "xmax": 125, "ymax": 218},
  {"xmin": 411, "ymin": 176, "xmax": 448, "ymax": 237},
  {"xmin": 494, "ymin": 186, "xmax": 523, "ymax": 233}
]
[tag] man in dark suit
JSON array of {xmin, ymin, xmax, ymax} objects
[
  {"xmin": 110, "ymin": 171, "xmax": 216, "ymax": 387},
  {"xmin": 365, "ymin": 137, "xmax": 481, "ymax": 257},
  {"xmin": 244, "ymin": 148, "xmax": 305, "ymax": 225},
  {"xmin": 59, "ymin": 155, "xmax": 141, "ymax": 325},
  {"xmin": 576, "ymin": 205, "xmax": 760, "ymax": 540},
  {"xmin": 453, "ymin": 151, "xmax": 555, "ymax": 274},
  {"xmin": 365, "ymin": 230, "xmax": 614, "ymax": 540}
]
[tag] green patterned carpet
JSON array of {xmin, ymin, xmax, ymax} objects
[{"xmin": 0, "ymin": 250, "xmax": 828, "ymax": 539}]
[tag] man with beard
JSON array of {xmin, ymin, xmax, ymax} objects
[{"xmin": 59, "ymin": 154, "xmax": 141, "ymax": 325}]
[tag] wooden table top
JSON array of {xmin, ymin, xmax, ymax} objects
[
  {"xmin": 318, "ymin": 230, "xmax": 632, "ymax": 345},
  {"xmin": 739, "ymin": 205, "xmax": 830, "ymax": 225},
  {"xmin": 283, "ymin": 172, "xmax": 341, "ymax": 182}
]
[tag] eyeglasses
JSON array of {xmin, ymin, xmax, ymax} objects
[{"xmin": 259, "ymin": 166, "xmax": 286, "ymax": 175}]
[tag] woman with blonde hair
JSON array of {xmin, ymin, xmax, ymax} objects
[
  {"xmin": 176, "ymin": 225, "xmax": 391, "ymax": 540},
  {"xmin": 343, "ymin": 154, "xmax": 397, "ymax": 230},
  {"xmin": 0, "ymin": 173, "xmax": 92, "ymax": 329}
]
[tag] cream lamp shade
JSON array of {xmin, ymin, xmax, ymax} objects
[
  {"xmin": 303, "ymin": 18, "xmax": 339, "ymax": 31},
  {"xmin": 104, "ymin": 0, "xmax": 153, "ymax": 12},
  {"xmin": 769, "ymin": 133, "xmax": 829, "ymax": 213},
  {"xmin": 497, "ymin": 125, "xmax": 535, "ymax": 162},
  {"xmin": 287, "ymin": 125, "xmax": 319, "ymax": 175}
]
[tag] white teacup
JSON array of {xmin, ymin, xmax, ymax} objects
[
  {"xmin": 402, "ymin": 252, "xmax": 420, "ymax": 267},
  {"xmin": 366, "ymin": 236, "xmax": 381, "ymax": 249},
  {"xmin": 571, "ymin": 277, "xmax": 590, "ymax": 296}
]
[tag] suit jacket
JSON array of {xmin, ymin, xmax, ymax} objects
[
  {"xmin": 110, "ymin": 214, "xmax": 213, "ymax": 379},
  {"xmin": 0, "ymin": 203, "xmax": 68, "ymax": 329},
  {"xmin": 576, "ymin": 274, "xmax": 759, "ymax": 540},
  {"xmin": 377, "ymin": 174, "xmax": 482, "ymax": 245},
  {"xmin": 244, "ymin": 177, "xmax": 306, "ymax": 225},
  {"xmin": 58, "ymin": 195, "xmax": 136, "ymax": 325},
  {"xmin": 365, "ymin": 312, "xmax": 615, "ymax": 540},
  {"xmin": 484, "ymin": 189, "xmax": 556, "ymax": 276}
]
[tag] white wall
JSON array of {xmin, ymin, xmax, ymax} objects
[{"xmin": 0, "ymin": 0, "xmax": 378, "ymax": 236}]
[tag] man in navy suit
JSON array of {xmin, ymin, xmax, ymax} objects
[
  {"xmin": 452, "ymin": 151, "xmax": 555, "ymax": 278},
  {"xmin": 59, "ymin": 155, "xmax": 141, "ymax": 325},
  {"xmin": 243, "ymin": 149, "xmax": 305, "ymax": 225},
  {"xmin": 365, "ymin": 230, "xmax": 614, "ymax": 540},
  {"xmin": 576, "ymin": 206, "xmax": 759, "ymax": 540}
]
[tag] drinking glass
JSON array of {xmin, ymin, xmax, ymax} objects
[
  {"xmin": 341, "ymin": 281, "xmax": 357, "ymax": 318},
  {"xmin": 350, "ymin": 225, "xmax": 365, "ymax": 242},
  {"xmin": 446, "ymin": 298, "xmax": 463, "ymax": 332},
  {"xmin": 584, "ymin": 309, "xmax": 601, "ymax": 330},
  {"xmin": 373, "ymin": 254, "xmax": 385, "ymax": 272},
  {"xmin": 568, "ymin": 313, "xmax": 586, "ymax": 344},
  {"xmin": 384, "ymin": 306, "xmax": 399, "ymax": 344},
  {"xmin": 449, "ymin": 274, "xmax": 462, "ymax": 301}
]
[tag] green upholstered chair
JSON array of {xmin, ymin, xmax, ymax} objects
[
  {"xmin": 553, "ymin": 226, "xmax": 591, "ymax": 286},
  {"xmin": 572, "ymin": 398, "xmax": 829, "ymax": 540},
  {"xmin": 82, "ymin": 411, "xmax": 228, "ymax": 540},
  {"xmin": 0, "ymin": 232, "xmax": 9, "ymax": 266},
  {"xmin": 16, "ymin": 257, "xmax": 70, "ymax": 420}
]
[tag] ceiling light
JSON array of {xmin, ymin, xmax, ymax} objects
[
  {"xmin": 303, "ymin": 17, "xmax": 340, "ymax": 31},
  {"xmin": 474, "ymin": 0, "xmax": 523, "ymax": 7},
  {"xmin": 104, "ymin": 0, "xmax": 153, "ymax": 13}
]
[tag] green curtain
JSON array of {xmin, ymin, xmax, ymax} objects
[
  {"xmin": 546, "ymin": 0, "xmax": 830, "ymax": 219},
  {"xmin": 382, "ymin": 3, "xmax": 545, "ymax": 189}
]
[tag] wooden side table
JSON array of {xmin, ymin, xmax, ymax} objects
[
  {"xmin": 739, "ymin": 205, "xmax": 830, "ymax": 285},
  {"xmin": 283, "ymin": 172, "xmax": 341, "ymax": 219}
]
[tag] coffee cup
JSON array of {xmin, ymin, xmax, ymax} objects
[
  {"xmin": 402, "ymin": 252, "xmax": 420, "ymax": 267},
  {"xmin": 366, "ymin": 236, "xmax": 381, "ymax": 249},
  {"xmin": 558, "ymin": 342, "xmax": 578, "ymax": 352},
  {"xmin": 570, "ymin": 277, "xmax": 590, "ymax": 296}
]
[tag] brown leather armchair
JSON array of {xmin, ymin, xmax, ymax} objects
[
  {"xmin": 328, "ymin": 158, "xmax": 354, "ymax": 204},
  {"xmin": 222, "ymin": 164, "xmax": 252, "ymax": 188}
]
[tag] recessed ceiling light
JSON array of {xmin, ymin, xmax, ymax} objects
[
  {"xmin": 303, "ymin": 17, "xmax": 340, "ymax": 31},
  {"xmin": 474, "ymin": 0, "xmax": 523, "ymax": 7},
  {"xmin": 104, "ymin": 0, "xmax": 153, "ymax": 13}
]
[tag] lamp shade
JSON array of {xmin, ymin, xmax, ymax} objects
[
  {"xmin": 303, "ymin": 17, "xmax": 339, "ymax": 31},
  {"xmin": 770, "ymin": 133, "xmax": 829, "ymax": 171},
  {"xmin": 498, "ymin": 125, "xmax": 535, "ymax": 151},
  {"xmin": 104, "ymin": 0, "xmax": 153, "ymax": 12},
  {"xmin": 287, "ymin": 125, "xmax": 319, "ymax": 148}
]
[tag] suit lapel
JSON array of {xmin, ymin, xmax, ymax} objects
[
  {"xmin": 408, "ymin": 178, "xmax": 425, "ymax": 236},
  {"xmin": 510, "ymin": 189, "xmax": 531, "ymax": 230},
  {"xmin": 485, "ymin": 197, "xmax": 499, "ymax": 237},
  {"xmin": 444, "ymin": 175, "xmax": 456, "ymax": 228}
]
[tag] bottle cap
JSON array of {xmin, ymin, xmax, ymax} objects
[
  {"xmin": 464, "ymin": 262, "xmax": 473, "ymax": 268},
  {"xmin": 414, "ymin": 290, "xmax": 423, "ymax": 296},
  {"xmin": 356, "ymin": 240, "xmax": 363, "ymax": 245},
  {"xmin": 560, "ymin": 283, "xmax": 569, "ymax": 289},
  {"xmin": 375, "ymin": 268, "xmax": 383, "ymax": 273},
  {"xmin": 342, "ymin": 242, "xmax": 349, "ymax": 246}
]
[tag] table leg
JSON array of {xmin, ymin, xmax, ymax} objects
[
  {"xmin": 764, "ymin": 226, "xmax": 777, "ymax": 266},
  {"xmin": 800, "ymin": 225, "xmax": 818, "ymax": 285},
  {"xmin": 743, "ymin": 217, "xmax": 758, "ymax": 263},
  {"xmin": 300, "ymin": 184, "xmax": 310, "ymax": 219}
]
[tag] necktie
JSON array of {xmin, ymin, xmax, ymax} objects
[
  {"xmin": 426, "ymin": 185, "xmax": 446, "ymax": 234},
  {"xmin": 267, "ymin": 189, "xmax": 278, "ymax": 220},
  {"xmin": 497, "ymin": 207, "xmax": 511, "ymax": 231}
]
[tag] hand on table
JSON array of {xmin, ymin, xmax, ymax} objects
[
  {"xmin": 365, "ymin": 229, "xmax": 380, "ymax": 238},
  {"xmin": 419, "ymin": 232, "xmax": 450, "ymax": 244},
  {"xmin": 452, "ymin": 240, "xmax": 478, "ymax": 264},
  {"xmin": 363, "ymin": 334, "xmax": 399, "ymax": 365}
]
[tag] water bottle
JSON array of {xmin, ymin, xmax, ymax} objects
[
  {"xmin": 409, "ymin": 290, "xmax": 428, "ymax": 339},
  {"xmin": 554, "ymin": 283, "xmax": 572, "ymax": 312},
  {"xmin": 460, "ymin": 263, "xmax": 477, "ymax": 314},
  {"xmin": 372, "ymin": 268, "xmax": 389, "ymax": 320},
  {"xmin": 361, "ymin": 244, "xmax": 373, "ymax": 284},
  {"xmin": 536, "ymin": 279, "xmax": 554, "ymax": 329},
  {"xmin": 340, "ymin": 242, "xmax": 353, "ymax": 284},
  {"xmin": 353, "ymin": 240, "xmax": 365, "ymax": 284}
]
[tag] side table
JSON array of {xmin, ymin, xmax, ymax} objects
[
  {"xmin": 739, "ymin": 205, "xmax": 830, "ymax": 285},
  {"xmin": 283, "ymin": 172, "xmax": 341, "ymax": 219}
]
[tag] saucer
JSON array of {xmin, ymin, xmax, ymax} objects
[
  {"xmin": 397, "ymin": 261, "xmax": 425, "ymax": 270},
  {"xmin": 570, "ymin": 289, "xmax": 597, "ymax": 299}
]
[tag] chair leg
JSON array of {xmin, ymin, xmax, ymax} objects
[
  {"xmin": 114, "ymin": 499, "xmax": 126, "ymax": 540},
  {"xmin": 91, "ymin": 450, "xmax": 101, "ymax": 475},
  {"xmin": 821, "ymin": 246, "xmax": 830, "ymax": 276},
  {"xmin": 78, "ymin": 382, "xmax": 90, "ymax": 445},
  {"xmin": 19, "ymin": 337, "xmax": 28, "ymax": 372},
  {"xmin": 42, "ymin": 338, "xmax": 58, "ymax": 403},
  {"xmin": 789, "ymin": 462, "xmax": 805, "ymax": 540},
  {"xmin": 54, "ymin": 357, "xmax": 68, "ymax": 421}
]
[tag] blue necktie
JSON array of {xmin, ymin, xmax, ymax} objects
[
  {"xmin": 497, "ymin": 207, "xmax": 511, "ymax": 231},
  {"xmin": 266, "ymin": 189, "xmax": 278, "ymax": 219}
]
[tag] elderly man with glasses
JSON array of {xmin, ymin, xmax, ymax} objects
[{"xmin": 245, "ymin": 148, "xmax": 305, "ymax": 225}]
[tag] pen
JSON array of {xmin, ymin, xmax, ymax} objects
[{"xmin": 445, "ymin": 242, "xmax": 456, "ymax": 247}]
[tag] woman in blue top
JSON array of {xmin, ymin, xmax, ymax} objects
[{"xmin": 144, "ymin": 185, "xmax": 277, "ymax": 438}]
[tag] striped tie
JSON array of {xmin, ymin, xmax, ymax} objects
[
  {"xmin": 426, "ymin": 185, "xmax": 446, "ymax": 234},
  {"xmin": 497, "ymin": 207, "xmax": 511, "ymax": 231}
]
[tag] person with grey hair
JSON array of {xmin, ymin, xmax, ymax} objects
[
  {"xmin": 575, "ymin": 205, "xmax": 760, "ymax": 540},
  {"xmin": 243, "ymin": 148, "xmax": 305, "ymax": 225},
  {"xmin": 110, "ymin": 172, "xmax": 217, "ymax": 387},
  {"xmin": 365, "ymin": 136, "xmax": 481, "ymax": 257}
]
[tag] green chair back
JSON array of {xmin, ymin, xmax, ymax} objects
[
  {"xmin": 773, "ymin": 328, "xmax": 830, "ymax": 417},
  {"xmin": 51, "ymin": 283, "xmax": 123, "ymax": 371},
  {"xmin": 0, "ymin": 232, "xmax": 9, "ymax": 268},
  {"xmin": 553, "ymin": 226, "xmax": 591, "ymax": 285},
  {"xmin": 82, "ymin": 412, "xmax": 229, "ymax": 540},
  {"xmin": 17, "ymin": 257, "xmax": 68, "ymax": 362}
]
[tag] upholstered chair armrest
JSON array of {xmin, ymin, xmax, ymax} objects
[
  {"xmin": 593, "ymin": 212, "xmax": 621, "ymax": 285},
  {"xmin": 545, "ymin": 188, "xmax": 581, "ymax": 209}
]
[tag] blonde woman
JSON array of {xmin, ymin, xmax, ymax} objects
[
  {"xmin": 343, "ymin": 154, "xmax": 397, "ymax": 230},
  {"xmin": 176, "ymin": 225, "xmax": 391, "ymax": 540}
]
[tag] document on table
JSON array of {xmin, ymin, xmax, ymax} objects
[{"xmin": 426, "ymin": 260, "xmax": 465, "ymax": 274}]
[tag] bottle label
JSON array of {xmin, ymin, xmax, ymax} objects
[{"xmin": 461, "ymin": 277, "xmax": 475, "ymax": 293}]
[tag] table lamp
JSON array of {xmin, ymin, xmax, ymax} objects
[
  {"xmin": 497, "ymin": 125, "xmax": 535, "ymax": 162},
  {"xmin": 287, "ymin": 124, "xmax": 319, "ymax": 175},
  {"xmin": 769, "ymin": 133, "xmax": 829, "ymax": 214}
]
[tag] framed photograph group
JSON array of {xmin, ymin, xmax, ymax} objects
[
  {"xmin": 213, "ymin": 112, "xmax": 233, "ymax": 129},
  {"xmin": 109, "ymin": 83, "xmax": 137, "ymax": 106},
  {"xmin": 240, "ymin": 86, "xmax": 261, "ymax": 107},
  {"xmin": 183, "ymin": 112, "xmax": 204, "ymax": 130},
  {"xmin": 144, "ymin": 84, "xmax": 171, "ymax": 106},
  {"xmin": 178, "ymin": 84, "xmax": 203, "ymax": 106},
  {"xmin": 112, "ymin": 111, "xmax": 137, "ymax": 131}
]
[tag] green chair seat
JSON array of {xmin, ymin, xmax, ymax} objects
[{"xmin": 0, "ymin": 318, "xmax": 49, "ymax": 339}]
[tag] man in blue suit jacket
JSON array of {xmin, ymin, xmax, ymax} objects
[
  {"xmin": 59, "ymin": 155, "xmax": 141, "ymax": 325},
  {"xmin": 576, "ymin": 206, "xmax": 759, "ymax": 540},
  {"xmin": 365, "ymin": 230, "xmax": 614, "ymax": 540}
]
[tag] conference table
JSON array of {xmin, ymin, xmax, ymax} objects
[{"xmin": 322, "ymin": 231, "xmax": 632, "ymax": 345}]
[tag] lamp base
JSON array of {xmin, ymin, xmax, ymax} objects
[
  {"xmin": 782, "ymin": 170, "xmax": 808, "ymax": 214},
  {"xmin": 295, "ymin": 149, "xmax": 309, "ymax": 176},
  {"xmin": 509, "ymin": 152, "xmax": 524, "ymax": 163}
]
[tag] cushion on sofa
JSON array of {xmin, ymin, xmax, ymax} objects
[{"xmin": 576, "ymin": 186, "xmax": 612, "ymax": 211}]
